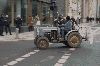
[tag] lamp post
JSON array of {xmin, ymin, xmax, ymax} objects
[
  {"xmin": 11, "ymin": 0, "xmax": 15, "ymax": 26},
  {"xmin": 96, "ymin": 0, "xmax": 98, "ymax": 18}
]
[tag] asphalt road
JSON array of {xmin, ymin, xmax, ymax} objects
[{"xmin": 0, "ymin": 34, "xmax": 100, "ymax": 66}]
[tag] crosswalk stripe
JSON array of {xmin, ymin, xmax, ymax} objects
[
  {"xmin": 3, "ymin": 50, "xmax": 40, "ymax": 66},
  {"xmin": 7, "ymin": 61, "xmax": 18, "ymax": 65}
]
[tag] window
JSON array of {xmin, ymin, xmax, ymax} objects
[{"xmin": 32, "ymin": 0, "xmax": 37, "ymax": 17}]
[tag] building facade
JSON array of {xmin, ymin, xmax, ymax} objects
[
  {"xmin": 0, "ymin": 0, "xmax": 100, "ymax": 25},
  {"xmin": 63, "ymin": 0, "xmax": 100, "ymax": 22},
  {"xmin": 0, "ymin": 0, "xmax": 51, "ymax": 26}
]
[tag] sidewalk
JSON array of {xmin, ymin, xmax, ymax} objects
[
  {"xmin": 0, "ymin": 22, "xmax": 100, "ymax": 42},
  {"xmin": 0, "ymin": 31, "xmax": 34, "ymax": 41},
  {"xmin": 79, "ymin": 22, "xmax": 98, "ymax": 27}
]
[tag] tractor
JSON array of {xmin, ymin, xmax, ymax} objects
[{"xmin": 33, "ymin": 21, "xmax": 83, "ymax": 49}]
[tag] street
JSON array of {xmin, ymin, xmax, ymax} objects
[
  {"xmin": 1, "ymin": 0, "xmax": 100, "ymax": 66},
  {"xmin": 0, "ymin": 32, "xmax": 100, "ymax": 66},
  {"xmin": 0, "ymin": 23, "xmax": 100, "ymax": 66}
]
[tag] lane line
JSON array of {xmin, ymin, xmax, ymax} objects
[
  {"xmin": 15, "ymin": 58, "xmax": 25, "ymax": 62},
  {"xmin": 69, "ymin": 48, "xmax": 76, "ymax": 51},
  {"xmin": 61, "ymin": 56, "xmax": 70, "ymax": 59},
  {"xmin": 28, "ymin": 52, "xmax": 36, "ymax": 55},
  {"xmin": 21, "ymin": 54, "xmax": 31, "ymax": 58},
  {"xmin": 3, "ymin": 50, "xmax": 40, "ymax": 66},
  {"xmin": 54, "ymin": 63, "xmax": 63, "ymax": 66},
  {"xmin": 58, "ymin": 58, "xmax": 68, "ymax": 64},
  {"xmin": 7, "ymin": 61, "xmax": 18, "ymax": 65},
  {"xmin": 64, "ymin": 54, "xmax": 71, "ymax": 56},
  {"xmin": 34, "ymin": 50, "xmax": 40, "ymax": 52},
  {"xmin": 54, "ymin": 48, "xmax": 76, "ymax": 66},
  {"xmin": 54, "ymin": 54, "xmax": 71, "ymax": 66},
  {"xmin": 3, "ymin": 65, "xmax": 8, "ymax": 66}
]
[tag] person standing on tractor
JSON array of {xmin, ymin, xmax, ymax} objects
[
  {"xmin": 65, "ymin": 16, "xmax": 72, "ymax": 32},
  {"xmin": 71, "ymin": 17, "xmax": 77, "ymax": 30},
  {"xmin": 61, "ymin": 16, "xmax": 72, "ymax": 38}
]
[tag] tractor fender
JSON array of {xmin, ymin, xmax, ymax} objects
[{"xmin": 65, "ymin": 30, "xmax": 78, "ymax": 40}]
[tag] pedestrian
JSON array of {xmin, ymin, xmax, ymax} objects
[
  {"xmin": 86, "ymin": 16, "xmax": 89, "ymax": 23},
  {"xmin": 15, "ymin": 15, "xmax": 23, "ymax": 33},
  {"xmin": 99, "ymin": 18, "xmax": 100, "ymax": 23},
  {"xmin": 4, "ymin": 15, "xmax": 12, "ymax": 35},
  {"xmin": 28, "ymin": 16, "xmax": 33, "ymax": 32},
  {"xmin": 90, "ymin": 17, "xmax": 92, "ymax": 22},
  {"xmin": 0, "ymin": 14, "xmax": 5, "ymax": 36},
  {"xmin": 61, "ymin": 16, "xmax": 72, "ymax": 38}
]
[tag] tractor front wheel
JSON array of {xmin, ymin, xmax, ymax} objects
[{"xmin": 37, "ymin": 37, "xmax": 49, "ymax": 49}]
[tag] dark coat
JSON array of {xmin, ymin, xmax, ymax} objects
[
  {"xmin": 4, "ymin": 17, "xmax": 10, "ymax": 26},
  {"xmin": 15, "ymin": 17, "xmax": 23, "ymax": 28},
  {"xmin": 64, "ymin": 20, "xmax": 72, "ymax": 32},
  {"xmin": 0, "ymin": 17, "xmax": 4, "ymax": 26}
]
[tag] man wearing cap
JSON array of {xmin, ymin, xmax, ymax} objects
[{"xmin": 4, "ymin": 15, "xmax": 12, "ymax": 35}]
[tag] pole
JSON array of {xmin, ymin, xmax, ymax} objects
[
  {"xmin": 81, "ymin": 0, "xmax": 85, "ymax": 23},
  {"xmin": 11, "ymin": 0, "xmax": 15, "ymax": 26},
  {"xmin": 96, "ymin": 0, "xmax": 98, "ymax": 18}
]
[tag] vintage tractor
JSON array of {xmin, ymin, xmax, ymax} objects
[{"xmin": 34, "ymin": 23, "xmax": 83, "ymax": 49}]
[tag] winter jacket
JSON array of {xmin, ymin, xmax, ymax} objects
[
  {"xmin": 15, "ymin": 17, "xmax": 23, "ymax": 28},
  {"xmin": 64, "ymin": 20, "xmax": 72, "ymax": 32}
]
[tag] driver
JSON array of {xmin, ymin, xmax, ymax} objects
[
  {"xmin": 61, "ymin": 16, "xmax": 72, "ymax": 38},
  {"xmin": 57, "ymin": 16, "xmax": 65, "ymax": 37},
  {"xmin": 65, "ymin": 16, "xmax": 72, "ymax": 32}
]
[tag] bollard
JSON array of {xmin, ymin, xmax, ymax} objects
[{"xmin": 15, "ymin": 28, "xmax": 19, "ymax": 39}]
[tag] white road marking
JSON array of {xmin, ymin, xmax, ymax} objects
[
  {"xmin": 3, "ymin": 65, "xmax": 8, "ymax": 66},
  {"xmin": 21, "ymin": 54, "xmax": 30, "ymax": 58},
  {"xmin": 15, "ymin": 58, "xmax": 25, "ymax": 62},
  {"xmin": 54, "ymin": 47, "xmax": 75, "ymax": 66},
  {"xmin": 61, "ymin": 56, "xmax": 70, "ymax": 59},
  {"xmin": 7, "ymin": 61, "xmax": 18, "ymax": 65},
  {"xmin": 69, "ymin": 48, "xmax": 76, "ymax": 51},
  {"xmin": 34, "ymin": 50, "xmax": 40, "ymax": 52},
  {"xmin": 54, "ymin": 63, "xmax": 63, "ymax": 66},
  {"xmin": 54, "ymin": 54, "xmax": 71, "ymax": 66},
  {"xmin": 58, "ymin": 59, "xmax": 67, "ymax": 64},
  {"xmin": 3, "ymin": 50, "xmax": 40, "ymax": 66},
  {"xmin": 64, "ymin": 54, "xmax": 71, "ymax": 56},
  {"xmin": 28, "ymin": 52, "xmax": 36, "ymax": 55}
]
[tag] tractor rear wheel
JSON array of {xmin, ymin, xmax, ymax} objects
[
  {"xmin": 37, "ymin": 37, "xmax": 49, "ymax": 49},
  {"xmin": 67, "ymin": 32, "xmax": 82, "ymax": 48}
]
